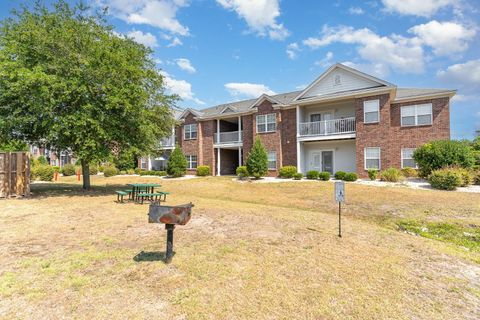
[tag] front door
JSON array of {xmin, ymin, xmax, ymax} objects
[
  {"xmin": 321, "ymin": 151, "xmax": 334, "ymax": 174},
  {"xmin": 311, "ymin": 152, "xmax": 321, "ymax": 171}
]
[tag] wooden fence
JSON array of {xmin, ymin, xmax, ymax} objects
[{"xmin": 0, "ymin": 152, "xmax": 30, "ymax": 199}]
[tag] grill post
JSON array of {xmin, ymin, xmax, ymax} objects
[{"xmin": 165, "ymin": 224, "xmax": 175, "ymax": 263}]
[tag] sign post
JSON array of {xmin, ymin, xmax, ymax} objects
[{"xmin": 334, "ymin": 181, "xmax": 345, "ymax": 237}]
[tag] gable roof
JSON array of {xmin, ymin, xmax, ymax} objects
[
  {"xmin": 249, "ymin": 94, "xmax": 284, "ymax": 109},
  {"xmin": 293, "ymin": 63, "xmax": 395, "ymax": 101},
  {"xmin": 178, "ymin": 108, "xmax": 203, "ymax": 120}
]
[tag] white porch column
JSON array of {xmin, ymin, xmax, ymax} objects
[
  {"xmin": 171, "ymin": 125, "xmax": 175, "ymax": 145},
  {"xmin": 238, "ymin": 116, "xmax": 242, "ymax": 142},
  {"xmin": 216, "ymin": 119, "xmax": 220, "ymax": 144},
  {"xmin": 238, "ymin": 147, "xmax": 242, "ymax": 166},
  {"xmin": 297, "ymin": 142, "xmax": 302, "ymax": 173},
  {"xmin": 217, "ymin": 148, "xmax": 221, "ymax": 176},
  {"xmin": 147, "ymin": 156, "xmax": 152, "ymax": 170}
]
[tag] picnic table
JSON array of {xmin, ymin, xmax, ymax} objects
[{"xmin": 127, "ymin": 183, "xmax": 161, "ymax": 201}]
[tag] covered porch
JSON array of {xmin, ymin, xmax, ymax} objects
[
  {"xmin": 215, "ymin": 146, "xmax": 243, "ymax": 176},
  {"xmin": 297, "ymin": 139, "xmax": 356, "ymax": 174}
]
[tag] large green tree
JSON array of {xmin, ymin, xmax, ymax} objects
[{"xmin": 0, "ymin": 1, "xmax": 176, "ymax": 188}]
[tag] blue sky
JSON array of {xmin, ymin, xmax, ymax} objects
[{"xmin": 1, "ymin": 0, "xmax": 479, "ymax": 139}]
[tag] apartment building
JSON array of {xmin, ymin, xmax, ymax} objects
[{"xmin": 141, "ymin": 63, "xmax": 454, "ymax": 178}]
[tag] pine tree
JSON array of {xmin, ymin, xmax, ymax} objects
[
  {"xmin": 246, "ymin": 138, "xmax": 268, "ymax": 179},
  {"xmin": 167, "ymin": 145, "xmax": 188, "ymax": 177}
]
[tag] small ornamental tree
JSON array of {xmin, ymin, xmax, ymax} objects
[
  {"xmin": 413, "ymin": 140, "xmax": 475, "ymax": 177},
  {"xmin": 167, "ymin": 145, "xmax": 187, "ymax": 177},
  {"xmin": 246, "ymin": 138, "xmax": 268, "ymax": 179}
]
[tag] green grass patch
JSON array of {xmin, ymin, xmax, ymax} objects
[{"xmin": 396, "ymin": 220, "xmax": 480, "ymax": 251}]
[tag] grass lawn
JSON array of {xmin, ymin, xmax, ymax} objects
[{"xmin": 1, "ymin": 175, "xmax": 479, "ymax": 319}]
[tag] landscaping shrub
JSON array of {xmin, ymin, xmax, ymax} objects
[
  {"xmin": 89, "ymin": 164, "xmax": 98, "ymax": 175},
  {"xmin": 343, "ymin": 172, "xmax": 358, "ymax": 181},
  {"xmin": 103, "ymin": 166, "xmax": 118, "ymax": 177},
  {"xmin": 62, "ymin": 163, "xmax": 76, "ymax": 176},
  {"xmin": 134, "ymin": 168, "xmax": 142, "ymax": 175},
  {"xmin": 401, "ymin": 167, "xmax": 418, "ymax": 178},
  {"xmin": 367, "ymin": 169, "xmax": 378, "ymax": 181},
  {"xmin": 167, "ymin": 145, "xmax": 187, "ymax": 177},
  {"xmin": 474, "ymin": 172, "xmax": 480, "ymax": 185},
  {"xmin": 380, "ymin": 168, "xmax": 403, "ymax": 182},
  {"xmin": 413, "ymin": 140, "xmax": 475, "ymax": 177},
  {"xmin": 119, "ymin": 170, "xmax": 126, "ymax": 175},
  {"xmin": 293, "ymin": 173, "xmax": 303, "ymax": 180},
  {"xmin": 35, "ymin": 165, "xmax": 55, "ymax": 181},
  {"xmin": 246, "ymin": 138, "xmax": 268, "ymax": 179},
  {"xmin": 37, "ymin": 155, "xmax": 48, "ymax": 165},
  {"xmin": 306, "ymin": 170, "xmax": 319, "ymax": 180},
  {"xmin": 236, "ymin": 166, "xmax": 248, "ymax": 179},
  {"xmin": 279, "ymin": 166, "xmax": 297, "ymax": 178},
  {"xmin": 196, "ymin": 165, "xmax": 211, "ymax": 176},
  {"xmin": 319, "ymin": 172, "xmax": 331, "ymax": 181},
  {"xmin": 139, "ymin": 170, "xmax": 166, "ymax": 176},
  {"xmin": 334, "ymin": 171, "xmax": 346, "ymax": 180},
  {"xmin": 428, "ymin": 168, "xmax": 462, "ymax": 190},
  {"xmin": 99, "ymin": 165, "xmax": 104, "ymax": 172},
  {"xmin": 455, "ymin": 167, "xmax": 472, "ymax": 187},
  {"xmin": 52, "ymin": 166, "xmax": 60, "ymax": 172},
  {"xmin": 127, "ymin": 169, "xmax": 135, "ymax": 175}
]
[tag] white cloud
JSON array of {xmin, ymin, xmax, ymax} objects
[
  {"xmin": 303, "ymin": 25, "xmax": 425, "ymax": 75},
  {"xmin": 314, "ymin": 51, "xmax": 334, "ymax": 68},
  {"xmin": 286, "ymin": 42, "xmax": 300, "ymax": 59},
  {"xmin": 167, "ymin": 37, "xmax": 183, "ymax": 47},
  {"xmin": 224, "ymin": 82, "xmax": 276, "ymax": 98},
  {"xmin": 126, "ymin": 30, "xmax": 158, "ymax": 47},
  {"xmin": 175, "ymin": 58, "xmax": 196, "ymax": 73},
  {"xmin": 99, "ymin": 0, "xmax": 189, "ymax": 36},
  {"xmin": 348, "ymin": 7, "xmax": 364, "ymax": 15},
  {"xmin": 408, "ymin": 20, "xmax": 476, "ymax": 56},
  {"xmin": 216, "ymin": 0, "xmax": 290, "ymax": 40},
  {"xmin": 437, "ymin": 59, "xmax": 480, "ymax": 93},
  {"xmin": 160, "ymin": 71, "xmax": 205, "ymax": 105},
  {"xmin": 342, "ymin": 61, "xmax": 390, "ymax": 78},
  {"xmin": 381, "ymin": 0, "xmax": 456, "ymax": 17}
]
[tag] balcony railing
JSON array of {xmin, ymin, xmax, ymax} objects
[
  {"xmin": 299, "ymin": 117, "xmax": 356, "ymax": 137},
  {"xmin": 215, "ymin": 131, "xmax": 242, "ymax": 144},
  {"xmin": 158, "ymin": 136, "xmax": 175, "ymax": 148}
]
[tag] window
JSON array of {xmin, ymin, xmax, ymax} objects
[
  {"xmin": 185, "ymin": 155, "xmax": 197, "ymax": 169},
  {"xmin": 364, "ymin": 147, "xmax": 381, "ymax": 170},
  {"xmin": 364, "ymin": 100, "xmax": 379, "ymax": 123},
  {"xmin": 401, "ymin": 104, "xmax": 432, "ymax": 126},
  {"xmin": 267, "ymin": 152, "xmax": 277, "ymax": 170},
  {"xmin": 184, "ymin": 124, "xmax": 198, "ymax": 140},
  {"xmin": 334, "ymin": 74, "xmax": 341, "ymax": 85},
  {"xmin": 401, "ymin": 148, "xmax": 417, "ymax": 169},
  {"xmin": 256, "ymin": 113, "xmax": 276, "ymax": 133},
  {"xmin": 140, "ymin": 157, "xmax": 148, "ymax": 170}
]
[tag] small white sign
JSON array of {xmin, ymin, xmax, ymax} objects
[{"xmin": 335, "ymin": 181, "xmax": 345, "ymax": 203}]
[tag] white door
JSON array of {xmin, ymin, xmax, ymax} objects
[{"xmin": 310, "ymin": 152, "xmax": 321, "ymax": 171}]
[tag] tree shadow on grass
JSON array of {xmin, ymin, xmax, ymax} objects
[{"xmin": 133, "ymin": 250, "xmax": 174, "ymax": 263}]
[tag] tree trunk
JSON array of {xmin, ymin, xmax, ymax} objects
[{"xmin": 81, "ymin": 159, "xmax": 90, "ymax": 190}]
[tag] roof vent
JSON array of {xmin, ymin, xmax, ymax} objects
[{"xmin": 334, "ymin": 74, "xmax": 341, "ymax": 86}]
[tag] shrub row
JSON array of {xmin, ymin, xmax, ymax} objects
[
  {"xmin": 31, "ymin": 165, "xmax": 55, "ymax": 181},
  {"xmin": 334, "ymin": 171, "xmax": 358, "ymax": 182},
  {"xmin": 279, "ymin": 166, "xmax": 297, "ymax": 179},
  {"xmin": 428, "ymin": 167, "xmax": 476, "ymax": 190},
  {"xmin": 138, "ymin": 170, "xmax": 167, "ymax": 176},
  {"xmin": 196, "ymin": 165, "xmax": 211, "ymax": 176}
]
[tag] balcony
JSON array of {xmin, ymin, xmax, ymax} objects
[
  {"xmin": 158, "ymin": 136, "xmax": 175, "ymax": 149},
  {"xmin": 214, "ymin": 131, "xmax": 243, "ymax": 145},
  {"xmin": 298, "ymin": 117, "xmax": 356, "ymax": 140}
]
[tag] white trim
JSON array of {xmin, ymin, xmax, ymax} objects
[
  {"xmin": 178, "ymin": 108, "xmax": 202, "ymax": 120},
  {"xmin": 307, "ymin": 109, "xmax": 334, "ymax": 122},
  {"xmin": 250, "ymin": 94, "xmax": 283, "ymax": 109},
  {"xmin": 401, "ymin": 148, "xmax": 418, "ymax": 169},
  {"xmin": 267, "ymin": 151, "xmax": 277, "ymax": 170},
  {"xmin": 363, "ymin": 99, "xmax": 380, "ymax": 124},
  {"xmin": 400, "ymin": 103, "xmax": 433, "ymax": 127},
  {"xmin": 393, "ymin": 91, "xmax": 456, "ymax": 103},
  {"xmin": 293, "ymin": 63, "xmax": 393, "ymax": 101},
  {"xmin": 220, "ymin": 106, "xmax": 237, "ymax": 114},
  {"xmin": 297, "ymin": 133, "xmax": 356, "ymax": 142},
  {"xmin": 184, "ymin": 123, "xmax": 198, "ymax": 140},
  {"xmin": 256, "ymin": 113, "xmax": 276, "ymax": 133},
  {"xmin": 216, "ymin": 148, "xmax": 220, "ymax": 176},
  {"xmin": 364, "ymin": 147, "xmax": 381, "ymax": 170},
  {"xmin": 308, "ymin": 149, "xmax": 335, "ymax": 174},
  {"xmin": 185, "ymin": 155, "xmax": 197, "ymax": 170}
]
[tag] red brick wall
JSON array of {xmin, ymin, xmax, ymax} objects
[
  {"xmin": 181, "ymin": 113, "xmax": 200, "ymax": 175},
  {"xmin": 201, "ymin": 120, "xmax": 215, "ymax": 175},
  {"xmin": 355, "ymin": 94, "xmax": 450, "ymax": 177},
  {"xmin": 280, "ymin": 108, "xmax": 297, "ymax": 167},
  {"xmin": 242, "ymin": 114, "xmax": 253, "ymax": 163}
]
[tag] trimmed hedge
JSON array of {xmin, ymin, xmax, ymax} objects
[
  {"xmin": 367, "ymin": 169, "xmax": 378, "ymax": 181},
  {"xmin": 279, "ymin": 166, "xmax": 297, "ymax": 178},
  {"xmin": 62, "ymin": 163, "xmax": 76, "ymax": 176},
  {"xmin": 319, "ymin": 171, "xmax": 331, "ymax": 181},
  {"xmin": 401, "ymin": 167, "xmax": 418, "ymax": 178},
  {"xmin": 380, "ymin": 168, "xmax": 403, "ymax": 182},
  {"xmin": 103, "ymin": 166, "xmax": 118, "ymax": 177},
  {"xmin": 343, "ymin": 172, "xmax": 358, "ymax": 181},
  {"xmin": 127, "ymin": 169, "xmax": 135, "ymax": 175},
  {"xmin": 139, "ymin": 170, "xmax": 167, "ymax": 176},
  {"xmin": 236, "ymin": 166, "xmax": 248, "ymax": 178},
  {"xmin": 428, "ymin": 168, "xmax": 463, "ymax": 190},
  {"xmin": 34, "ymin": 165, "xmax": 55, "ymax": 181},
  {"xmin": 306, "ymin": 170, "xmax": 319, "ymax": 180},
  {"xmin": 196, "ymin": 165, "xmax": 211, "ymax": 176},
  {"xmin": 334, "ymin": 171, "xmax": 346, "ymax": 180},
  {"xmin": 293, "ymin": 173, "xmax": 303, "ymax": 180}
]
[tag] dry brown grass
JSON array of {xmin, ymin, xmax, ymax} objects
[{"xmin": 0, "ymin": 175, "xmax": 479, "ymax": 319}]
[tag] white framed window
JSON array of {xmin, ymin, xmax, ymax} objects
[
  {"xmin": 267, "ymin": 151, "xmax": 277, "ymax": 170},
  {"xmin": 185, "ymin": 155, "xmax": 197, "ymax": 169},
  {"xmin": 256, "ymin": 113, "xmax": 276, "ymax": 133},
  {"xmin": 364, "ymin": 100, "xmax": 380, "ymax": 123},
  {"xmin": 401, "ymin": 104, "xmax": 432, "ymax": 127},
  {"xmin": 140, "ymin": 157, "xmax": 148, "ymax": 170},
  {"xmin": 401, "ymin": 148, "xmax": 418, "ymax": 169},
  {"xmin": 364, "ymin": 147, "xmax": 381, "ymax": 170},
  {"xmin": 184, "ymin": 124, "xmax": 198, "ymax": 140}
]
